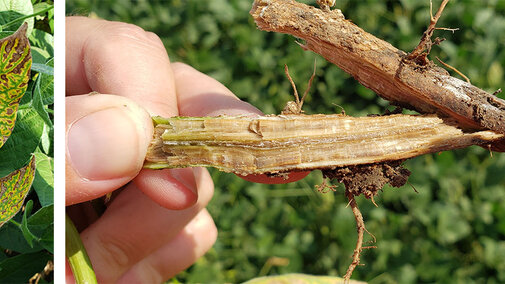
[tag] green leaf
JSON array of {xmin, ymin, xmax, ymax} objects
[
  {"xmin": 39, "ymin": 122, "xmax": 51, "ymax": 154},
  {"xmin": 31, "ymin": 62, "xmax": 53, "ymax": 75},
  {"xmin": 0, "ymin": 205, "xmax": 53, "ymax": 254},
  {"xmin": 27, "ymin": 205, "xmax": 52, "ymax": 236},
  {"xmin": 0, "ymin": 251, "xmax": 51, "ymax": 283},
  {"xmin": 0, "ymin": 221, "xmax": 41, "ymax": 253},
  {"xmin": 38, "ymin": 57, "xmax": 53, "ymax": 105},
  {"xmin": 28, "ymin": 28, "xmax": 52, "ymax": 59},
  {"xmin": 30, "ymin": 46, "xmax": 50, "ymax": 65},
  {"xmin": 32, "ymin": 152, "xmax": 53, "ymax": 206},
  {"xmin": 20, "ymin": 199, "xmax": 36, "ymax": 247},
  {"xmin": 38, "ymin": 222, "xmax": 53, "ymax": 254},
  {"xmin": 0, "ymin": 155, "xmax": 35, "ymax": 228},
  {"xmin": 32, "ymin": 69, "xmax": 52, "ymax": 127},
  {"xmin": 0, "ymin": 0, "xmax": 34, "ymax": 35},
  {"xmin": 0, "ymin": 23, "xmax": 31, "ymax": 148},
  {"xmin": 27, "ymin": 205, "xmax": 53, "ymax": 253},
  {"xmin": 0, "ymin": 109, "xmax": 44, "ymax": 177}
]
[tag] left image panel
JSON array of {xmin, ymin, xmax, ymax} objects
[{"xmin": 0, "ymin": 0, "xmax": 54, "ymax": 282}]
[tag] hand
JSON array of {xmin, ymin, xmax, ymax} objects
[{"xmin": 65, "ymin": 16, "xmax": 308, "ymax": 283}]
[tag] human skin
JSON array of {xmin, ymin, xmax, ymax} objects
[{"xmin": 65, "ymin": 16, "xmax": 308, "ymax": 283}]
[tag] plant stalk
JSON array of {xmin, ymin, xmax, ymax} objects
[
  {"xmin": 66, "ymin": 214, "xmax": 97, "ymax": 284},
  {"xmin": 145, "ymin": 114, "xmax": 503, "ymax": 175}
]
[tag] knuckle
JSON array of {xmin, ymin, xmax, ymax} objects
[
  {"xmin": 94, "ymin": 22, "xmax": 166, "ymax": 56},
  {"xmin": 96, "ymin": 233, "xmax": 135, "ymax": 270}
]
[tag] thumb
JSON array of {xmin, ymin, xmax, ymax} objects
[{"xmin": 66, "ymin": 93, "xmax": 153, "ymax": 205}]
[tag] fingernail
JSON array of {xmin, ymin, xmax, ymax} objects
[{"xmin": 67, "ymin": 107, "xmax": 144, "ymax": 181}]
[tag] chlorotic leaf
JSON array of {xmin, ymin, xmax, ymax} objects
[
  {"xmin": 0, "ymin": 23, "xmax": 31, "ymax": 148},
  {"xmin": 0, "ymin": 155, "xmax": 35, "ymax": 228}
]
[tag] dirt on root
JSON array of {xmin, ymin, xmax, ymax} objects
[{"xmin": 322, "ymin": 161, "xmax": 411, "ymax": 199}]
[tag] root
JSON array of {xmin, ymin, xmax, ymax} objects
[
  {"xmin": 299, "ymin": 60, "xmax": 317, "ymax": 112},
  {"xmin": 370, "ymin": 195, "xmax": 378, "ymax": 207},
  {"xmin": 407, "ymin": 181, "xmax": 419, "ymax": 193},
  {"xmin": 284, "ymin": 64, "xmax": 300, "ymax": 111},
  {"xmin": 343, "ymin": 191, "xmax": 375, "ymax": 283},
  {"xmin": 435, "ymin": 56, "xmax": 470, "ymax": 83},
  {"xmin": 282, "ymin": 61, "xmax": 317, "ymax": 114},
  {"xmin": 407, "ymin": 0, "xmax": 451, "ymax": 65},
  {"xmin": 316, "ymin": 179, "xmax": 338, "ymax": 193},
  {"xmin": 487, "ymin": 144, "xmax": 494, "ymax": 158}
]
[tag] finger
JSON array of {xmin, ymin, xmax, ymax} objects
[
  {"xmin": 133, "ymin": 168, "xmax": 204, "ymax": 210},
  {"xmin": 66, "ymin": 16, "xmax": 177, "ymax": 117},
  {"xmin": 66, "ymin": 17, "xmax": 200, "ymax": 208},
  {"xmin": 172, "ymin": 62, "xmax": 262, "ymax": 117},
  {"xmin": 65, "ymin": 94, "xmax": 153, "ymax": 205},
  {"xmin": 118, "ymin": 209, "xmax": 217, "ymax": 283},
  {"xmin": 80, "ymin": 168, "xmax": 214, "ymax": 283},
  {"xmin": 172, "ymin": 62, "xmax": 310, "ymax": 183}
]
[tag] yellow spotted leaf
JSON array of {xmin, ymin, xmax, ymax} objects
[
  {"xmin": 0, "ymin": 23, "xmax": 31, "ymax": 148},
  {"xmin": 0, "ymin": 155, "xmax": 35, "ymax": 228}
]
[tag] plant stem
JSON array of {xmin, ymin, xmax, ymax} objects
[
  {"xmin": 145, "ymin": 114, "xmax": 503, "ymax": 174},
  {"xmin": 66, "ymin": 214, "xmax": 97, "ymax": 284}
]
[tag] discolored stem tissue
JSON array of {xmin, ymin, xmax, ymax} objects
[{"xmin": 144, "ymin": 114, "xmax": 503, "ymax": 175}]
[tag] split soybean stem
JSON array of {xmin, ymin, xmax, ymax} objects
[{"xmin": 66, "ymin": 214, "xmax": 97, "ymax": 284}]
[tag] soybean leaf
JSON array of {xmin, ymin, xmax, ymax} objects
[
  {"xmin": 0, "ymin": 251, "xmax": 51, "ymax": 283},
  {"xmin": 32, "ymin": 152, "xmax": 52, "ymax": 206},
  {"xmin": 27, "ymin": 204, "xmax": 53, "ymax": 253},
  {"xmin": 0, "ymin": 155, "xmax": 35, "ymax": 228},
  {"xmin": 0, "ymin": 0, "xmax": 33, "ymax": 34},
  {"xmin": 30, "ymin": 45, "xmax": 49, "ymax": 65},
  {"xmin": 20, "ymin": 199, "xmax": 36, "ymax": 247},
  {"xmin": 0, "ymin": 221, "xmax": 40, "ymax": 253},
  {"xmin": 0, "ymin": 205, "xmax": 53, "ymax": 254},
  {"xmin": 39, "ymin": 224, "xmax": 53, "ymax": 254},
  {"xmin": 28, "ymin": 28, "xmax": 52, "ymax": 59},
  {"xmin": 32, "ymin": 70, "xmax": 51, "ymax": 126},
  {"xmin": 0, "ymin": 109, "xmax": 43, "ymax": 177},
  {"xmin": 38, "ymin": 57, "xmax": 53, "ymax": 105},
  {"xmin": 39, "ymin": 123, "xmax": 50, "ymax": 154},
  {"xmin": 0, "ymin": 23, "xmax": 31, "ymax": 148},
  {"xmin": 31, "ymin": 62, "xmax": 52, "ymax": 75}
]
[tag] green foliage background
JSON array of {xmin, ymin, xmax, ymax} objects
[
  {"xmin": 0, "ymin": 0, "xmax": 54, "ymax": 282},
  {"xmin": 66, "ymin": 1, "xmax": 505, "ymax": 283}
]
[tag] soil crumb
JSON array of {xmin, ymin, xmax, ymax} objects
[{"xmin": 322, "ymin": 161, "xmax": 411, "ymax": 199}]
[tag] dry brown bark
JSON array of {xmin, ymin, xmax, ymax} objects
[{"xmin": 250, "ymin": 0, "xmax": 505, "ymax": 151}]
